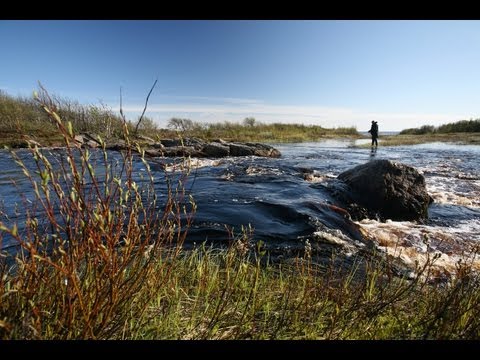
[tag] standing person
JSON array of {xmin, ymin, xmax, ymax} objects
[{"xmin": 368, "ymin": 120, "xmax": 379, "ymax": 147}]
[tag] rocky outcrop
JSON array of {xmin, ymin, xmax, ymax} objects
[
  {"xmin": 13, "ymin": 132, "xmax": 281, "ymax": 159},
  {"xmin": 140, "ymin": 138, "xmax": 281, "ymax": 159},
  {"xmin": 334, "ymin": 160, "xmax": 433, "ymax": 221},
  {"xmin": 101, "ymin": 137, "xmax": 281, "ymax": 158}
]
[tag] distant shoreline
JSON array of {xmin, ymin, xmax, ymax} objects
[{"xmin": 2, "ymin": 131, "xmax": 480, "ymax": 150}]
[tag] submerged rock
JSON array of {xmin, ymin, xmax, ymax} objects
[{"xmin": 335, "ymin": 159, "xmax": 433, "ymax": 221}]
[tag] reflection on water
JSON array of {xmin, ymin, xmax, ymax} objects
[{"xmin": 1, "ymin": 141, "xmax": 479, "ymax": 274}]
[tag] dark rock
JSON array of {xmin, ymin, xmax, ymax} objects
[
  {"xmin": 152, "ymin": 142, "xmax": 165, "ymax": 149},
  {"xmin": 336, "ymin": 159, "xmax": 432, "ymax": 221},
  {"xmin": 158, "ymin": 146, "xmax": 200, "ymax": 157},
  {"xmin": 102, "ymin": 136, "xmax": 280, "ymax": 159},
  {"xmin": 150, "ymin": 138, "xmax": 280, "ymax": 158},
  {"xmin": 229, "ymin": 143, "xmax": 254, "ymax": 156},
  {"xmin": 202, "ymin": 142, "xmax": 230, "ymax": 157},
  {"xmin": 246, "ymin": 143, "xmax": 282, "ymax": 158},
  {"xmin": 144, "ymin": 149, "xmax": 163, "ymax": 157},
  {"xmin": 105, "ymin": 139, "xmax": 127, "ymax": 151},
  {"xmin": 186, "ymin": 138, "xmax": 207, "ymax": 148},
  {"xmin": 160, "ymin": 139, "xmax": 183, "ymax": 147},
  {"xmin": 160, "ymin": 138, "xmax": 206, "ymax": 148}
]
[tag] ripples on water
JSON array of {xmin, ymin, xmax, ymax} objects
[{"xmin": 1, "ymin": 140, "xmax": 479, "ymax": 274}]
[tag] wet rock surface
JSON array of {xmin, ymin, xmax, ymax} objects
[
  {"xmin": 333, "ymin": 159, "xmax": 433, "ymax": 221},
  {"xmin": 102, "ymin": 137, "xmax": 281, "ymax": 158}
]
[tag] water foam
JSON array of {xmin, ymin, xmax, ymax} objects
[{"xmin": 358, "ymin": 218, "xmax": 480, "ymax": 276}]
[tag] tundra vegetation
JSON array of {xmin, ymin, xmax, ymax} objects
[{"xmin": 0, "ymin": 91, "xmax": 358, "ymax": 147}]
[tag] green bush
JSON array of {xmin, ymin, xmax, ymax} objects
[{"xmin": 400, "ymin": 120, "xmax": 480, "ymax": 135}]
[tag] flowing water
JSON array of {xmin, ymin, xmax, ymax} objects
[{"xmin": 1, "ymin": 140, "xmax": 479, "ymax": 276}]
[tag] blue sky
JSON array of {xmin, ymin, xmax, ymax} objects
[{"xmin": 1, "ymin": 20, "xmax": 480, "ymax": 131}]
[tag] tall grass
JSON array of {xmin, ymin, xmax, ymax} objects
[
  {"xmin": 0, "ymin": 90, "xmax": 163, "ymax": 147},
  {"xmin": 1, "ymin": 88, "xmax": 480, "ymax": 339},
  {"xmin": 168, "ymin": 120, "xmax": 359, "ymax": 143},
  {"xmin": 133, "ymin": 246, "xmax": 480, "ymax": 339},
  {"xmin": 1, "ymin": 90, "xmax": 359, "ymax": 146}
]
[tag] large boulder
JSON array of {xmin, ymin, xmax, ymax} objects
[{"xmin": 336, "ymin": 160, "xmax": 433, "ymax": 221}]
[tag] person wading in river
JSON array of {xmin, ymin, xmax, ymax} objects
[{"xmin": 368, "ymin": 120, "xmax": 379, "ymax": 147}]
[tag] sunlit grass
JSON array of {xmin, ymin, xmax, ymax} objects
[
  {"xmin": 356, "ymin": 133, "xmax": 480, "ymax": 148},
  {"xmin": 0, "ymin": 90, "xmax": 360, "ymax": 146},
  {"xmin": 134, "ymin": 246, "xmax": 480, "ymax": 340},
  {"xmin": 182, "ymin": 123, "xmax": 360, "ymax": 143}
]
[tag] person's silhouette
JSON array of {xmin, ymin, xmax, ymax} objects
[{"xmin": 368, "ymin": 120, "xmax": 379, "ymax": 147}]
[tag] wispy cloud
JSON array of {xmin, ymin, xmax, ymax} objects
[
  {"xmin": 118, "ymin": 99, "xmax": 471, "ymax": 131},
  {"xmin": 156, "ymin": 95, "xmax": 265, "ymax": 105}
]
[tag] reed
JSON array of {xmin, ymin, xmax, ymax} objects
[{"xmin": 0, "ymin": 87, "xmax": 195, "ymax": 339}]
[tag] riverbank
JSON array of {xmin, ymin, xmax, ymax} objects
[
  {"xmin": 4, "ymin": 127, "xmax": 480, "ymax": 150},
  {"xmin": 2, "ymin": 240, "xmax": 479, "ymax": 339},
  {"xmin": 0, "ymin": 125, "xmax": 361, "ymax": 149},
  {"xmin": 372, "ymin": 132, "xmax": 480, "ymax": 147}
]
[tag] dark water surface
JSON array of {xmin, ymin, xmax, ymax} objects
[{"xmin": 1, "ymin": 140, "xmax": 479, "ymax": 272}]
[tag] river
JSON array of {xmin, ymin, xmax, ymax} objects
[{"xmin": 1, "ymin": 140, "xmax": 479, "ymax": 276}]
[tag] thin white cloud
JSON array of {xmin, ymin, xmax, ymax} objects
[
  {"xmin": 157, "ymin": 95, "xmax": 264, "ymax": 105},
  {"xmin": 119, "ymin": 101, "xmax": 472, "ymax": 131}
]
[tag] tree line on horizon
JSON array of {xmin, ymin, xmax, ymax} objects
[{"xmin": 400, "ymin": 119, "xmax": 480, "ymax": 135}]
